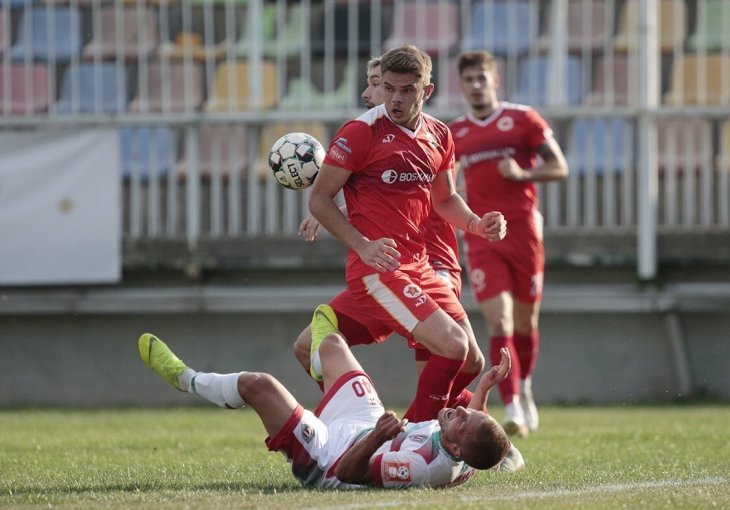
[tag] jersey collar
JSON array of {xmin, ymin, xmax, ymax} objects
[
  {"xmin": 434, "ymin": 430, "xmax": 462, "ymax": 463},
  {"xmin": 384, "ymin": 105, "xmax": 423, "ymax": 138},
  {"xmin": 466, "ymin": 103, "xmax": 504, "ymax": 128}
]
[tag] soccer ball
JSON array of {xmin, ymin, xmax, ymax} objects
[{"xmin": 268, "ymin": 132, "xmax": 325, "ymax": 190}]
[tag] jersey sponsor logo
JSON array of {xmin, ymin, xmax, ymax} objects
[
  {"xmin": 414, "ymin": 295, "xmax": 427, "ymax": 307},
  {"xmin": 382, "ymin": 133, "xmax": 396, "ymax": 143},
  {"xmin": 403, "ymin": 284, "xmax": 423, "ymax": 299},
  {"xmin": 328, "ymin": 146, "xmax": 347, "ymax": 162},
  {"xmin": 497, "ymin": 116, "xmax": 514, "ymax": 131},
  {"xmin": 384, "ymin": 461, "xmax": 412, "ymax": 482},
  {"xmin": 469, "ymin": 268, "xmax": 486, "ymax": 293},
  {"xmin": 334, "ymin": 137, "xmax": 352, "ymax": 153},
  {"xmin": 460, "ymin": 147, "xmax": 516, "ymax": 169},
  {"xmin": 381, "ymin": 169, "xmax": 398, "ymax": 184},
  {"xmin": 300, "ymin": 423, "xmax": 315, "ymax": 444},
  {"xmin": 381, "ymin": 169, "xmax": 436, "ymax": 184}
]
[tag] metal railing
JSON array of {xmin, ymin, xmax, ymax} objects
[{"xmin": 1, "ymin": 0, "xmax": 729, "ymax": 278}]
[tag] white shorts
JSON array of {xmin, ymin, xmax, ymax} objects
[{"xmin": 266, "ymin": 371, "xmax": 384, "ymax": 488}]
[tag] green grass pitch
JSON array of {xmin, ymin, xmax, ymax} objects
[{"xmin": 1, "ymin": 406, "xmax": 728, "ymax": 509}]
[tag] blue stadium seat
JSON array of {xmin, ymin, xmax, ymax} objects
[
  {"xmin": 510, "ymin": 55, "xmax": 583, "ymax": 106},
  {"xmin": 10, "ymin": 7, "xmax": 82, "ymax": 63},
  {"xmin": 55, "ymin": 63, "xmax": 129, "ymax": 114},
  {"xmin": 567, "ymin": 117, "xmax": 634, "ymax": 175},
  {"xmin": 462, "ymin": 0, "xmax": 538, "ymax": 56},
  {"xmin": 120, "ymin": 126, "xmax": 174, "ymax": 180}
]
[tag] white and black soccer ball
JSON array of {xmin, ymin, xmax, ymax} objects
[{"xmin": 268, "ymin": 132, "xmax": 325, "ymax": 190}]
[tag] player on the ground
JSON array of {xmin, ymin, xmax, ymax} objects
[
  {"xmin": 449, "ymin": 50, "xmax": 569, "ymax": 437},
  {"xmin": 308, "ymin": 44, "xmax": 506, "ymax": 423},
  {"xmin": 137, "ymin": 304, "xmax": 520, "ymax": 489},
  {"xmin": 294, "ymin": 56, "xmax": 475, "ymax": 412}
]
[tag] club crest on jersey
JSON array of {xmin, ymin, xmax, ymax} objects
[
  {"xmin": 382, "ymin": 133, "xmax": 396, "ymax": 143},
  {"xmin": 497, "ymin": 116, "xmax": 514, "ymax": 132},
  {"xmin": 470, "ymin": 268, "xmax": 486, "ymax": 293},
  {"xmin": 403, "ymin": 284, "xmax": 423, "ymax": 299},
  {"xmin": 384, "ymin": 462, "xmax": 412, "ymax": 482},
  {"xmin": 408, "ymin": 434, "xmax": 428, "ymax": 444},
  {"xmin": 453, "ymin": 126, "xmax": 469, "ymax": 138},
  {"xmin": 300, "ymin": 423, "xmax": 315, "ymax": 444}
]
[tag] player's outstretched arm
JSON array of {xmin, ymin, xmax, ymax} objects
[
  {"xmin": 334, "ymin": 411, "xmax": 407, "ymax": 485},
  {"xmin": 468, "ymin": 347, "xmax": 511, "ymax": 412},
  {"xmin": 298, "ymin": 205, "xmax": 349, "ymax": 242}
]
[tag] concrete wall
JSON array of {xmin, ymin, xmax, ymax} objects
[{"xmin": 2, "ymin": 308, "xmax": 728, "ymax": 408}]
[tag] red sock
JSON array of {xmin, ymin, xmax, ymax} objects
[
  {"xmin": 514, "ymin": 331, "xmax": 539, "ymax": 378},
  {"xmin": 490, "ymin": 336, "xmax": 520, "ymax": 405},
  {"xmin": 403, "ymin": 354, "xmax": 465, "ymax": 423},
  {"xmin": 447, "ymin": 369, "xmax": 477, "ymax": 408}
]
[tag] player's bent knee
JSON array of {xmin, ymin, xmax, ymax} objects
[
  {"xmin": 292, "ymin": 329, "xmax": 312, "ymax": 368},
  {"xmin": 237, "ymin": 372, "xmax": 276, "ymax": 399}
]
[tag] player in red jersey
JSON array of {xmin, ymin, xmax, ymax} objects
[
  {"xmin": 294, "ymin": 56, "xmax": 473, "ymax": 411},
  {"xmin": 308, "ymin": 45, "xmax": 506, "ymax": 423},
  {"xmin": 449, "ymin": 51, "xmax": 569, "ymax": 437}
]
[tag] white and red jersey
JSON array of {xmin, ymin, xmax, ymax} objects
[
  {"xmin": 449, "ymin": 102, "xmax": 552, "ymax": 221},
  {"xmin": 324, "ymin": 104, "xmax": 455, "ymax": 283},
  {"xmin": 370, "ymin": 420, "xmax": 476, "ymax": 489}
]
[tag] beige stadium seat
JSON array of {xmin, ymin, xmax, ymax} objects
[
  {"xmin": 664, "ymin": 53, "xmax": 730, "ymax": 106},
  {"xmin": 614, "ymin": 0, "xmax": 686, "ymax": 53},
  {"xmin": 585, "ymin": 54, "xmax": 640, "ymax": 107},
  {"xmin": 205, "ymin": 61, "xmax": 278, "ymax": 112},
  {"xmin": 176, "ymin": 124, "xmax": 248, "ymax": 180}
]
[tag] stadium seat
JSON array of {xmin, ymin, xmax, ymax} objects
[
  {"xmin": 55, "ymin": 62, "xmax": 129, "ymax": 114},
  {"xmin": 259, "ymin": 3, "xmax": 306, "ymax": 59},
  {"xmin": 656, "ymin": 118, "xmax": 713, "ymax": 175},
  {"xmin": 614, "ymin": 0, "xmax": 687, "ymax": 53},
  {"xmin": 129, "ymin": 62, "xmax": 204, "ymax": 113},
  {"xmin": 175, "ymin": 124, "xmax": 248, "ymax": 179},
  {"xmin": 510, "ymin": 55, "xmax": 584, "ymax": 106},
  {"xmin": 688, "ymin": 0, "xmax": 730, "ymax": 51},
  {"xmin": 383, "ymin": 0, "xmax": 459, "ymax": 56},
  {"xmin": 159, "ymin": 32, "xmax": 229, "ymax": 62},
  {"xmin": 538, "ymin": 0, "xmax": 610, "ymax": 53},
  {"xmin": 717, "ymin": 119, "xmax": 730, "ymax": 174},
  {"xmin": 256, "ymin": 121, "xmax": 329, "ymax": 181},
  {"xmin": 0, "ymin": 10, "xmax": 8, "ymax": 57},
  {"xmin": 120, "ymin": 125, "xmax": 174, "ymax": 180},
  {"xmin": 585, "ymin": 54, "xmax": 640, "ymax": 107},
  {"xmin": 10, "ymin": 7, "xmax": 82, "ymax": 63},
  {"xmin": 82, "ymin": 7, "xmax": 158, "ymax": 61},
  {"xmin": 312, "ymin": 1, "xmax": 380, "ymax": 56},
  {"xmin": 204, "ymin": 60, "xmax": 278, "ymax": 111},
  {"xmin": 462, "ymin": 0, "xmax": 538, "ymax": 56},
  {"xmin": 0, "ymin": 64, "xmax": 51, "ymax": 115},
  {"xmin": 664, "ymin": 54, "xmax": 730, "ymax": 106},
  {"xmin": 234, "ymin": 3, "xmax": 278, "ymax": 59},
  {"xmin": 432, "ymin": 56, "xmax": 508, "ymax": 110},
  {"xmin": 566, "ymin": 117, "xmax": 634, "ymax": 175},
  {"xmin": 281, "ymin": 66, "xmax": 355, "ymax": 110}
]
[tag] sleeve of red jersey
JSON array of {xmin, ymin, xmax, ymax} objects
[
  {"xmin": 323, "ymin": 121, "xmax": 372, "ymax": 173},
  {"xmin": 524, "ymin": 108, "xmax": 554, "ymax": 151},
  {"xmin": 438, "ymin": 126, "xmax": 456, "ymax": 175}
]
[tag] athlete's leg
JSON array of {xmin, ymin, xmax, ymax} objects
[
  {"xmin": 513, "ymin": 299, "xmax": 541, "ymax": 432},
  {"xmin": 480, "ymin": 292, "xmax": 520, "ymax": 405}
]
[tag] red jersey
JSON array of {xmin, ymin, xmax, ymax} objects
[
  {"xmin": 324, "ymin": 104, "xmax": 455, "ymax": 282},
  {"xmin": 420, "ymin": 173, "xmax": 461, "ymax": 274},
  {"xmin": 448, "ymin": 102, "xmax": 552, "ymax": 221}
]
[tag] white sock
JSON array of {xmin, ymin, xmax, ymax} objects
[
  {"xmin": 311, "ymin": 352, "xmax": 323, "ymax": 379},
  {"xmin": 177, "ymin": 368, "xmax": 196, "ymax": 392},
  {"xmin": 190, "ymin": 372, "xmax": 246, "ymax": 409}
]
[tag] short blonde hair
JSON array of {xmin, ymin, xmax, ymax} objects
[{"xmin": 380, "ymin": 44, "xmax": 432, "ymax": 85}]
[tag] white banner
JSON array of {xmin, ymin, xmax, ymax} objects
[{"xmin": 0, "ymin": 128, "xmax": 120, "ymax": 285}]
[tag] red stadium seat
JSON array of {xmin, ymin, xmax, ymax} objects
[{"xmin": 0, "ymin": 64, "xmax": 51, "ymax": 115}]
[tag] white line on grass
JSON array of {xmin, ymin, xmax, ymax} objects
[
  {"xmin": 304, "ymin": 477, "xmax": 727, "ymax": 510},
  {"xmin": 459, "ymin": 477, "xmax": 728, "ymax": 503}
]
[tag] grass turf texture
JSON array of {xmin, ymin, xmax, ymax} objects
[{"xmin": 1, "ymin": 406, "xmax": 728, "ymax": 509}]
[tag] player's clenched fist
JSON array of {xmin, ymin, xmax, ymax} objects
[{"xmin": 466, "ymin": 211, "xmax": 507, "ymax": 242}]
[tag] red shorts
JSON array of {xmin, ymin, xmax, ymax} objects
[
  {"xmin": 465, "ymin": 210, "xmax": 545, "ymax": 304},
  {"xmin": 409, "ymin": 265, "xmax": 462, "ymax": 354},
  {"xmin": 332, "ymin": 263, "xmax": 467, "ymax": 343}
]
